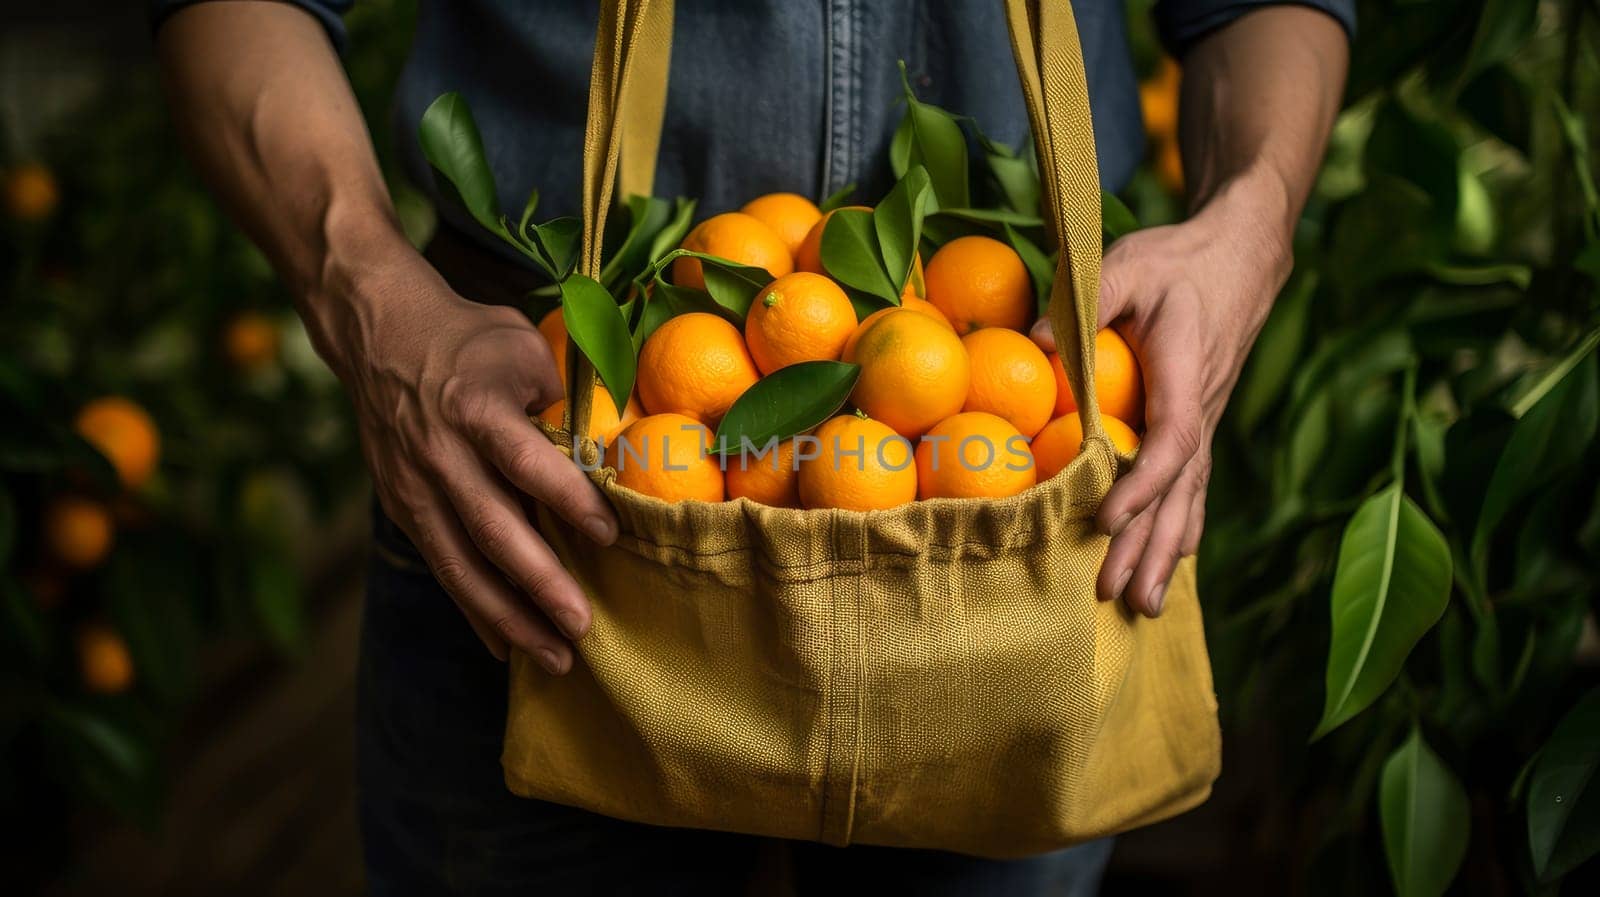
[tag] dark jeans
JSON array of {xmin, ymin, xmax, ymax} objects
[{"xmin": 357, "ymin": 507, "xmax": 1113, "ymax": 895}]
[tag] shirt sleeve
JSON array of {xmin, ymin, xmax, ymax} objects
[
  {"xmin": 1152, "ymin": 1, "xmax": 1356, "ymax": 57},
  {"xmin": 149, "ymin": 0, "xmax": 354, "ymax": 51}
]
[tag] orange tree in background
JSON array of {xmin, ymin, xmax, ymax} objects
[
  {"xmin": 1120, "ymin": 0, "xmax": 1600, "ymax": 891},
  {"xmin": 0, "ymin": 1, "xmax": 421, "ymax": 882}
]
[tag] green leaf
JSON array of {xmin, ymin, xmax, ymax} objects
[
  {"xmin": 985, "ymin": 145, "xmax": 1041, "ymax": 217},
  {"xmin": 890, "ymin": 112, "xmax": 913, "ymax": 178},
  {"xmin": 516, "ymin": 188, "xmax": 540, "ymax": 242},
  {"xmin": 898, "ymin": 61, "xmax": 970, "ymax": 209},
  {"xmin": 1233, "ymin": 273, "xmax": 1316, "ymax": 435},
  {"xmin": 634, "ymin": 277, "xmax": 731, "ymax": 349},
  {"xmin": 820, "ymin": 208, "xmax": 898, "ymax": 304},
  {"xmin": 1451, "ymin": 0, "xmax": 1539, "ymax": 91},
  {"xmin": 600, "ymin": 195, "xmax": 672, "ymax": 290},
  {"xmin": 651, "ymin": 249, "xmax": 777, "ymax": 321},
  {"xmin": 1552, "ymin": 94, "xmax": 1600, "ymax": 229},
  {"xmin": 1528, "ymin": 688, "xmax": 1600, "ymax": 880},
  {"xmin": 1002, "ymin": 223, "xmax": 1055, "ymax": 318},
  {"xmin": 418, "ymin": 92, "xmax": 503, "ymax": 236},
  {"xmin": 1473, "ymin": 352, "xmax": 1599, "ymax": 574},
  {"xmin": 1101, "ymin": 191, "xmax": 1140, "ymax": 239},
  {"xmin": 712, "ymin": 361, "xmax": 859, "ymax": 456},
  {"xmin": 645, "ymin": 197, "xmax": 699, "ymax": 265},
  {"xmin": 530, "ymin": 217, "xmax": 582, "ymax": 281},
  {"xmin": 874, "ymin": 167, "xmax": 933, "ymax": 296},
  {"xmin": 1507, "ymin": 327, "xmax": 1600, "ymax": 418},
  {"xmin": 561, "ymin": 274, "xmax": 638, "ymax": 414},
  {"xmin": 818, "ymin": 184, "xmax": 857, "ymax": 214},
  {"xmin": 935, "ymin": 207, "xmax": 1045, "ymax": 228},
  {"xmin": 701, "ymin": 259, "xmax": 775, "ymax": 320},
  {"xmin": 1379, "ymin": 727, "xmax": 1470, "ymax": 897},
  {"xmin": 1423, "ymin": 260, "xmax": 1529, "ymax": 289},
  {"xmin": 1314, "ymin": 485, "xmax": 1453, "ymax": 738}
]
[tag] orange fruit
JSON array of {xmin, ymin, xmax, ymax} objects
[
  {"xmin": 1031, "ymin": 412, "xmax": 1142, "ymax": 480},
  {"xmin": 923, "ymin": 235, "xmax": 1034, "ymax": 334},
  {"xmin": 79, "ymin": 624, "xmax": 134, "ymax": 693},
  {"xmin": 914, "ymin": 412, "xmax": 1036, "ymax": 500},
  {"xmin": 637, "ymin": 312, "xmax": 761, "ymax": 426},
  {"xmin": 607, "ymin": 413, "xmax": 725, "ymax": 503},
  {"xmin": 538, "ymin": 308, "xmax": 569, "ymax": 383},
  {"xmin": 961, "ymin": 328, "xmax": 1056, "ymax": 438},
  {"xmin": 726, "ymin": 439, "xmax": 802, "ymax": 508},
  {"xmin": 224, "ymin": 311, "xmax": 280, "ymax": 371},
  {"xmin": 744, "ymin": 272, "xmax": 856, "ymax": 374},
  {"xmin": 901, "ymin": 292, "xmax": 953, "ymax": 328},
  {"xmin": 1140, "ymin": 57, "xmax": 1181, "ymax": 144},
  {"xmin": 740, "ymin": 192, "xmax": 823, "ymax": 258},
  {"xmin": 845, "ymin": 309, "xmax": 970, "ymax": 439},
  {"xmin": 5, "ymin": 162, "xmax": 58, "ymax": 221},
  {"xmin": 840, "ymin": 294, "xmax": 957, "ymax": 361},
  {"xmin": 74, "ymin": 397, "xmax": 160, "ymax": 490},
  {"xmin": 672, "ymin": 212, "xmax": 793, "ymax": 290},
  {"xmin": 539, "ymin": 386, "xmax": 643, "ymax": 443},
  {"xmin": 795, "ymin": 205, "xmax": 871, "ymax": 275},
  {"xmin": 1050, "ymin": 328, "xmax": 1145, "ymax": 426},
  {"xmin": 798, "ymin": 414, "xmax": 917, "ymax": 511},
  {"xmin": 45, "ymin": 496, "xmax": 114, "ymax": 569}
]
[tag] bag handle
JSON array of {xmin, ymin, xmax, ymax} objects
[
  {"xmin": 566, "ymin": 0, "xmax": 1105, "ymax": 446},
  {"xmin": 1002, "ymin": 0, "xmax": 1105, "ymax": 440},
  {"xmin": 565, "ymin": 0, "xmax": 675, "ymax": 452}
]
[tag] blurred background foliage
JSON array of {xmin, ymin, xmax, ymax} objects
[{"xmin": 0, "ymin": 0, "xmax": 1596, "ymax": 894}]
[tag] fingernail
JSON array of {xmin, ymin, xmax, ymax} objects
[
  {"xmin": 1106, "ymin": 513, "xmax": 1132, "ymax": 537},
  {"xmin": 585, "ymin": 515, "xmax": 616, "ymax": 544},
  {"xmin": 1113, "ymin": 568, "xmax": 1132, "ymax": 601},
  {"xmin": 1147, "ymin": 584, "xmax": 1166, "ymax": 617},
  {"xmin": 556, "ymin": 608, "xmax": 588, "ymax": 640},
  {"xmin": 536, "ymin": 648, "xmax": 566, "ymax": 675}
]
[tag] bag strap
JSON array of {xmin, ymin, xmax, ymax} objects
[
  {"xmin": 566, "ymin": 0, "xmax": 675, "ymax": 450},
  {"xmin": 1002, "ymin": 0, "xmax": 1105, "ymax": 439},
  {"xmin": 567, "ymin": 0, "xmax": 1105, "ymax": 445}
]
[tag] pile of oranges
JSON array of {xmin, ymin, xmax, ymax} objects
[{"xmin": 538, "ymin": 192, "xmax": 1144, "ymax": 511}]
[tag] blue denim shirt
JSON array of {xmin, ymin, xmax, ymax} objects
[{"xmin": 155, "ymin": 1, "xmax": 1353, "ymax": 254}]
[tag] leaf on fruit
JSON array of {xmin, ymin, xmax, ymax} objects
[
  {"xmin": 560, "ymin": 274, "xmax": 637, "ymax": 414},
  {"xmin": 821, "ymin": 208, "xmax": 898, "ymax": 304},
  {"xmin": 713, "ymin": 361, "xmax": 859, "ymax": 457}
]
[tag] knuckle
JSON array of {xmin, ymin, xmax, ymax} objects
[
  {"xmin": 504, "ymin": 441, "xmax": 551, "ymax": 487},
  {"xmin": 440, "ymin": 376, "xmax": 494, "ymax": 431},
  {"xmin": 490, "ymin": 613, "xmax": 525, "ymax": 644},
  {"xmin": 431, "ymin": 556, "xmax": 473, "ymax": 596},
  {"xmin": 467, "ymin": 514, "xmax": 515, "ymax": 559}
]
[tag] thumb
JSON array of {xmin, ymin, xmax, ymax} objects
[{"xmin": 1029, "ymin": 250, "xmax": 1142, "ymax": 354}]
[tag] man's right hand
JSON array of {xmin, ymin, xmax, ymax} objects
[
  {"xmin": 325, "ymin": 247, "xmax": 617, "ymax": 671},
  {"xmin": 156, "ymin": 1, "xmax": 615, "ymax": 671}
]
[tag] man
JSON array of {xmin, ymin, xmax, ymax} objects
[{"xmin": 155, "ymin": 1, "xmax": 1350, "ymax": 893}]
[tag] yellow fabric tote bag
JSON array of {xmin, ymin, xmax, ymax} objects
[{"xmin": 503, "ymin": 0, "xmax": 1221, "ymax": 858}]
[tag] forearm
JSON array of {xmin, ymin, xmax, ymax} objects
[
  {"xmin": 1177, "ymin": 6, "xmax": 1349, "ymax": 240},
  {"xmin": 156, "ymin": 1, "xmax": 419, "ymax": 377}
]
